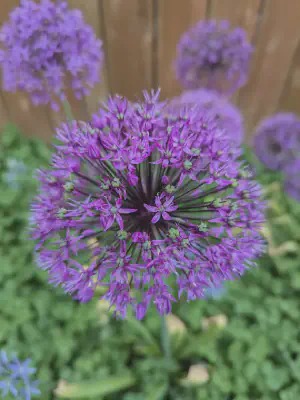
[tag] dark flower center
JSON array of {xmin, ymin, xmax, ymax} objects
[{"xmin": 269, "ymin": 140, "xmax": 282, "ymax": 154}]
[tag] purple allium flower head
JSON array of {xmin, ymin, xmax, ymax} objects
[
  {"xmin": 167, "ymin": 88, "xmax": 244, "ymax": 145},
  {"xmin": 0, "ymin": 351, "xmax": 40, "ymax": 399},
  {"xmin": 284, "ymin": 176, "xmax": 300, "ymax": 202},
  {"xmin": 0, "ymin": 0, "xmax": 103, "ymax": 110},
  {"xmin": 30, "ymin": 90, "xmax": 265, "ymax": 319},
  {"xmin": 253, "ymin": 113, "xmax": 300, "ymax": 171},
  {"xmin": 283, "ymin": 159, "xmax": 300, "ymax": 201},
  {"xmin": 175, "ymin": 20, "xmax": 253, "ymax": 94}
]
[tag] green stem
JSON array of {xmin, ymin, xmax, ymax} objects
[
  {"xmin": 161, "ymin": 314, "xmax": 172, "ymax": 362},
  {"xmin": 62, "ymin": 99, "xmax": 74, "ymax": 122}
]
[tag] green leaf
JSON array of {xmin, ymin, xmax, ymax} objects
[
  {"xmin": 247, "ymin": 336, "xmax": 270, "ymax": 362},
  {"xmin": 126, "ymin": 315, "xmax": 160, "ymax": 353},
  {"xmin": 55, "ymin": 373, "xmax": 136, "ymax": 398},
  {"xmin": 261, "ymin": 362, "xmax": 289, "ymax": 391},
  {"xmin": 280, "ymin": 384, "xmax": 300, "ymax": 400},
  {"xmin": 179, "ymin": 325, "xmax": 219, "ymax": 360},
  {"xmin": 146, "ymin": 382, "xmax": 168, "ymax": 400}
]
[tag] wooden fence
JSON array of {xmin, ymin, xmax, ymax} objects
[{"xmin": 1, "ymin": 0, "xmax": 300, "ymax": 142}]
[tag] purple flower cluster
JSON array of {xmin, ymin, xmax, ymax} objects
[
  {"xmin": 175, "ymin": 20, "xmax": 253, "ymax": 94},
  {"xmin": 30, "ymin": 90, "xmax": 265, "ymax": 319},
  {"xmin": 284, "ymin": 160, "xmax": 300, "ymax": 201},
  {"xmin": 167, "ymin": 88, "xmax": 244, "ymax": 145},
  {"xmin": 0, "ymin": 351, "xmax": 40, "ymax": 399},
  {"xmin": 254, "ymin": 113, "xmax": 300, "ymax": 201},
  {"xmin": 0, "ymin": 0, "xmax": 103, "ymax": 110}
]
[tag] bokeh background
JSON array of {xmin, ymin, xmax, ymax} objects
[
  {"xmin": 1, "ymin": 0, "xmax": 300, "ymax": 141},
  {"xmin": 1, "ymin": 1, "xmax": 300, "ymax": 399}
]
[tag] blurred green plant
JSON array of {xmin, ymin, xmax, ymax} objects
[{"xmin": 1, "ymin": 126, "xmax": 300, "ymax": 399}]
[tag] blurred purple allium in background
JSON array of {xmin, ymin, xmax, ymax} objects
[
  {"xmin": 0, "ymin": 350, "xmax": 40, "ymax": 399},
  {"xmin": 175, "ymin": 20, "xmax": 253, "ymax": 94},
  {"xmin": 0, "ymin": 0, "xmax": 103, "ymax": 110},
  {"xmin": 30, "ymin": 90, "xmax": 265, "ymax": 319},
  {"xmin": 283, "ymin": 159, "xmax": 300, "ymax": 201},
  {"xmin": 253, "ymin": 113, "xmax": 300, "ymax": 171},
  {"xmin": 167, "ymin": 88, "xmax": 244, "ymax": 145}
]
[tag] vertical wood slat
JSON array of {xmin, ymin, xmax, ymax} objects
[
  {"xmin": 102, "ymin": 0, "xmax": 154, "ymax": 100},
  {"xmin": 0, "ymin": 91, "xmax": 9, "ymax": 133},
  {"xmin": 64, "ymin": 0, "xmax": 109, "ymax": 118},
  {"xmin": 209, "ymin": 0, "xmax": 261, "ymax": 105},
  {"xmin": 158, "ymin": 0, "xmax": 207, "ymax": 100},
  {"xmin": 2, "ymin": 1, "xmax": 300, "ymax": 140},
  {"xmin": 237, "ymin": 0, "xmax": 300, "ymax": 138},
  {"xmin": 209, "ymin": 0, "xmax": 260, "ymax": 39},
  {"xmin": 50, "ymin": 0, "xmax": 96, "ymax": 130},
  {"xmin": 278, "ymin": 42, "xmax": 300, "ymax": 114},
  {"xmin": 0, "ymin": 0, "xmax": 54, "ymax": 141}
]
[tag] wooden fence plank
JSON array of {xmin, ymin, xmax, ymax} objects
[
  {"xmin": 2, "ymin": 0, "xmax": 300, "ymax": 141},
  {"xmin": 0, "ymin": 93, "xmax": 9, "ymax": 132},
  {"xmin": 66, "ymin": 0, "xmax": 109, "ymax": 117},
  {"xmin": 0, "ymin": 0, "xmax": 54, "ymax": 141},
  {"xmin": 103, "ymin": 0, "xmax": 154, "ymax": 100},
  {"xmin": 209, "ymin": 0, "xmax": 260, "ymax": 105},
  {"xmin": 158, "ymin": 0, "xmax": 207, "ymax": 100},
  {"xmin": 209, "ymin": 0, "xmax": 260, "ymax": 39},
  {"xmin": 277, "ymin": 42, "xmax": 300, "ymax": 115},
  {"xmin": 237, "ymin": 0, "xmax": 300, "ymax": 138},
  {"xmin": 49, "ymin": 0, "xmax": 95, "ymax": 130}
]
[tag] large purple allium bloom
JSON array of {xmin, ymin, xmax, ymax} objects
[
  {"xmin": 253, "ymin": 113, "xmax": 300, "ymax": 171},
  {"xmin": 0, "ymin": 0, "xmax": 103, "ymax": 110},
  {"xmin": 30, "ymin": 90, "xmax": 265, "ymax": 319},
  {"xmin": 0, "ymin": 351, "xmax": 40, "ymax": 399},
  {"xmin": 167, "ymin": 89, "xmax": 244, "ymax": 145},
  {"xmin": 175, "ymin": 20, "xmax": 253, "ymax": 94}
]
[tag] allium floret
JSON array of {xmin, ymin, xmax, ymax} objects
[
  {"xmin": 253, "ymin": 113, "xmax": 300, "ymax": 171},
  {"xmin": 0, "ymin": 0, "xmax": 103, "ymax": 110},
  {"xmin": 283, "ymin": 159, "xmax": 300, "ymax": 201},
  {"xmin": 30, "ymin": 90, "xmax": 265, "ymax": 319},
  {"xmin": 175, "ymin": 20, "xmax": 253, "ymax": 94},
  {"xmin": 167, "ymin": 88, "xmax": 244, "ymax": 144}
]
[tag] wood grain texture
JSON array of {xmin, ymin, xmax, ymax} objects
[
  {"xmin": 277, "ymin": 41, "xmax": 300, "ymax": 115},
  {"xmin": 49, "ymin": 0, "xmax": 94, "ymax": 129},
  {"xmin": 2, "ymin": 0, "xmax": 300, "ymax": 141},
  {"xmin": 209, "ymin": 0, "xmax": 260, "ymax": 104},
  {"xmin": 0, "ymin": 92, "xmax": 8, "ymax": 132},
  {"xmin": 158, "ymin": 0, "xmax": 207, "ymax": 100},
  {"xmin": 237, "ymin": 0, "xmax": 300, "ymax": 138},
  {"xmin": 66, "ymin": 0, "xmax": 109, "ymax": 117},
  {"xmin": 103, "ymin": 0, "xmax": 154, "ymax": 100},
  {"xmin": 209, "ymin": 0, "xmax": 260, "ymax": 39},
  {"xmin": 0, "ymin": 0, "xmax": 54, "ymax": 140}
]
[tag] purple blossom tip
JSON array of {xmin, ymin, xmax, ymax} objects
[
  {"xmin": 175, "ymin": 19, "xmax": 253, "ymax": 94},
  {"xmin": 167, "ymin": 88, "xmax": 244, "ymax": 145},
  {"xmin": 30, "ymin": 90, "xmax": 265, "ymax": 319},
  {"xmin": 253, "ymin": 113, "xmax": 300, "ymax": 171}
]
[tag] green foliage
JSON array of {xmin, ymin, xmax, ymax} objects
[
  {"xmin": 1, "ymin": 127, "xmax": 300, "ymax": 399},
  {"xmin": 54, "ymin": 374, "xmax": 136, "ymax": 398}
]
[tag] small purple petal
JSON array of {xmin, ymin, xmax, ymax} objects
[
  {"xmin": 144, "ymin": 203, "xmax": 157, "ymax": 212},
  {"xmin": 151, "ymin": 213, "xmax": 161, "ymax": 224},
  {"xmin": 162, "ymin": 211, "xmax": 172, "ymax": 220}
]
